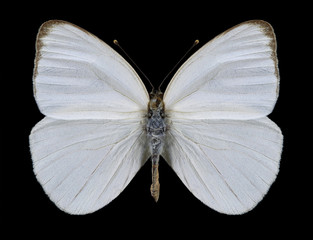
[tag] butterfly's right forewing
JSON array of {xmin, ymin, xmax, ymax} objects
[{"xmin": 163, "ymin": 20, "xmax": 279, "ymax": 120}]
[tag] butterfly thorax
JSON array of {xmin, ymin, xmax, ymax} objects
[
  {"xmin": 146, "ymin": 90, "xmax": 166, "ymax": 202},
  {"xmin": 147, "ymin": 91, "xmax": 166, "ymax": 146}
]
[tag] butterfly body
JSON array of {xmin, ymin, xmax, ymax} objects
[{"xmin": 146, "ymin": 91, "xmax": 166, "ymax": 201}]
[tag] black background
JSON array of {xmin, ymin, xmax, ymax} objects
[{"xmin": 3, "ymin": 2, "xmax": 311, "ymax": 237}]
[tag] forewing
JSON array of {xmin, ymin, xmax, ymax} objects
[
  {"xmin": 162, "ymin": 118, "xmax": 283, "ymax": 214},
  {"xmin": 163, "ymin": 20, "xmax": 279, "ymax": 120},
  {"xmin": 33, "ymin": 20, "xmax": 149, "ymax": 120},
  {"xmin": 30, "ymin": 117, "xmax": 149, "ymax": 214}
]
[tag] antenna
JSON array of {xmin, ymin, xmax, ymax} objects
[
  {"xmin": 158, "ymin": 40, "xmax": 199, "ymax": 91},
  {"xmin": 113, "ymin": 40, "xmax": 154, "ymax": 91}
]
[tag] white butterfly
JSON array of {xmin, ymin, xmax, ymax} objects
[{"xmin": 30, "ymin": 20, "xmax": 283, "ymax": 215}]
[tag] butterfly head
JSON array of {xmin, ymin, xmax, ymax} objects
[{"xmin": 149, "ymin": 90, "xmax": 164, "ymax": 111}]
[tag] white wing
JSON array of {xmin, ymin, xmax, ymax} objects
[
  {"xmin": 163, "ymin": 20, "xmax": 279, "ymax": 120},
  {"xmin": 162, "ymin": 117, "xmax": 283, "ymax": 214},
  {"xmin": 30, "ymin": 117, "xmax": 149, "ymax": 214},
  {"xmin": 33, "ymin": 20, "xmax": 149, "ymax": 120}
]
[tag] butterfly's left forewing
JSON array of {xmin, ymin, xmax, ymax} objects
[{"xmin": 34, "ymin": 20, "xmax": 149, "ymax": 120}]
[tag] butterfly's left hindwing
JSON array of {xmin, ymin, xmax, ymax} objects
[{"xmin": 30, "ymin": 117, "xmax": 149, "ymax": 214}]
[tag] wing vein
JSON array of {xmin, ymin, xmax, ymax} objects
[
  {"xmin": 168, "ymin": 130, "xmax": 218, "ymax": 203},
  {"xmin": 197, "ymin": 144, "xmax": 244, "ymax": 207},
  {"xmin": 94, "ymin": 129, "xmax": 146, "ymax": 204}
]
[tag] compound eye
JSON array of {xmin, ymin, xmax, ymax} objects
[
  {"xmin": 160, "ymin": 111, "xmax": 165, "ymax": 118},
  {"xmin": 148, "ymin": 110, "xmax": 152, "ymax": 118}
]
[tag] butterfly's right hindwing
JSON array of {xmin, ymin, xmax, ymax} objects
[{"xmin": 162, "ymin": 117, "xmax": 283, "ymax": 214}]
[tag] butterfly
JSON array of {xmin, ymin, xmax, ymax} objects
[{"xmin": 30, "ymin": 20, "xmax": 283, "ymax": 215}]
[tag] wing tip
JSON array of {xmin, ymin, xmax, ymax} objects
[
  {"xmin": 246, "ymin": 20, "xmax": 279, "ymax": 78},
  {"xmin": 35, "ymin": 19, "xmax": 68, "ymax": 52},
  {"xmin": 33, "ymin": 20, "xmax": 65, "ymax": 86},
  {"xmin": 244, "ymin": 20, "xmax": 280, "ymax": 97},
  {"xmin": 33, "ymin": 20, "xmax": 87, "ymax": 97}
]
